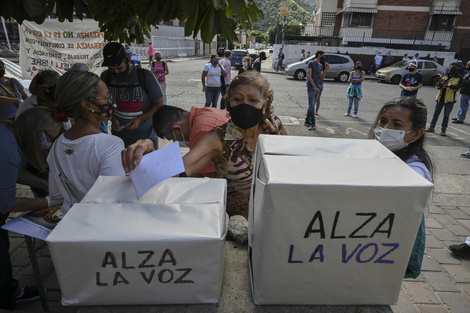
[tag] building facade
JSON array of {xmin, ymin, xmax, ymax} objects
[{"xmin": 312, "ymin": 0, "xmax": 470, "ymax": 58}]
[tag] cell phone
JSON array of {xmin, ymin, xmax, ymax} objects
[{"xmin": 118, "ymin": 124, "xmax": 128, "ymax": 130}]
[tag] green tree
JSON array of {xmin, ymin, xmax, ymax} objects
[
  {"xmin": 247, "ymin": 29, "xmax": 268, "ymax": 44},
  {"xmin": 0, "ymin": 0, "xmax": 263, "ymax": 44}
]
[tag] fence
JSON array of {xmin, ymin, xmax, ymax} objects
[
  {"xmin": 285, "ymin": 26, "xmax": 465, "ymax": 52},
  {"xmin": 132, "ymin": 36, "xmax": 196, "ymax": 58}
]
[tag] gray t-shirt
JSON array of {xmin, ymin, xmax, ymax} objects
[
  {"xmin": 306, "ymin": 61, "xmax": 322, "ymax": 89},
  {"xmin": 101, "ymin": 67, "xmax": 163, "ymax": 146}
]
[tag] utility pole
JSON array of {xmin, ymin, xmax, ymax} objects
[{"xmin": 280, "ymin": 1, "xmax": 289, "ymax": 50}]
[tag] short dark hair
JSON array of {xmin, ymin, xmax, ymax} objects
[
  {"xmin": 315, "ymin": 50, "xmax": 325, "ymax": 58},
  {"xmin": 224, "ymin": 50, "xmax": 232, "ymax": 57},
  {"xmin": 152, "ymin": 105, "xmax": 188, "ymax": 139}
]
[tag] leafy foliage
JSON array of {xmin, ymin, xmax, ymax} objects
[
  {"xmin": 0, "ymin": 0, "xmax": 263, "ymax": 44},
  {"xmin": 252, "ymin": 0, "xmax": 315, "ymax": 33},
  {"xmin": 247, "ymin": 29, "xmax": 269, "ymax": 44}
]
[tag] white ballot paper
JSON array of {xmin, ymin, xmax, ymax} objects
[{"xmin": 129, "ymin": 142, "xmax": 185, "ymax": 199}]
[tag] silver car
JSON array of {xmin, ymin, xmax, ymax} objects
[
  {"xmin": 284, "ymin": 53, "xmax": 354, "ymax": 82},
  {"xmin": 375, "ymin": 60, "xmax": 445, "ymax": 85}
]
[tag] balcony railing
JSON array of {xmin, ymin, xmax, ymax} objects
[{"xmin": 285, "ymin": 26, "xmax": 459, "ymax": 51}]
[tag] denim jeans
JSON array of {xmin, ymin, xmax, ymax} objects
[
  {"xmin": 276, "ymin": 59, "xmax": 284, "ymax": 71},
  {"xmin": 315, "ymin": 84, "xmax": 324, "ymax": 112},
  {"xmin": 430, "ymin": 101, "xmax": 455, "ymax": 130},
  {"xmin": 306, "ymin": 86, "xmax": 317, "ymax": 125},
  {"xmin": 347, "ymin": 97, "xmax": 359, "ymax": 115},
  {"xmin": 457, "ymin": 94, "xmax": 470, "ymax": 122},
  {"xmin": 205, "ymin": 86, "xmax": 221, "ymax": 108}
]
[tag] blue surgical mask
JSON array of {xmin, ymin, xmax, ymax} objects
[
  {"xmin": 242, "ymin": 62, "xmax": 248, "ymax": 67},
  {"xmin": 41, "ymin": 131, "xmax": 52, "ymax": 150},
  {"xmin": 126, "ymin": 49, "xmax": 132, "ymax": 54},
  {"xmin": 214, "ymin": 60, "xmax": 219, "ymax": 65}
]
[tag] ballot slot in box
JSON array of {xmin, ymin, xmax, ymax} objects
[
  {"xmin": 249, "ymin": 136, "xmax": 433, "ymax": 305},
  {"xmin": 46, "ymin": 177, "xmax": 228, "ymax": 306}
]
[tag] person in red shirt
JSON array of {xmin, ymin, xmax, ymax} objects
[{"xmin": 152, "ymin": 105, "xmax": 230, "ymax": 177}]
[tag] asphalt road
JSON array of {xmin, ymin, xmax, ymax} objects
[{"xmin": 164, "ymin": 57, "xmax": 470, "ymax": 198}]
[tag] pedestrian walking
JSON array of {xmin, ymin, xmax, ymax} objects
[
  {"xmin": 305, "ymin": 50, "xmax": 324, "ymax": 130},
  {"xmin": 399, "ymin": 61, "xmax": 423, "ymax": 97},
  {"xmin": 449, "ymin": 236, "xmax": 470, "ymax": 256},
  {"xmin": 300, "ymin": 49, "xmax": 305, "ymax": 61},
  {"xmin": 403, "ymin": 53, "xmax": 410, "ymax": 61},
  {"xmin": 147, "ymin": 41, "xmax": 154, "ymax": 64},
  {"xmin": 426, "ymin": 63, "xmax": 462, "ymax": 136},
  {"xmin": 150, "ymin": 51, "xmax": 169, "ymax": 105},
  {"xmin": 201, "ymin": 53, "xmax": 227, "ymax": 108},
  {"xmin": 219, "ymin": 50, "xmax": 232, "ymax": 110},
  {"xmin": 373, "ymin": 52, "xmax": 383, "ymax": 74},
  {"xmin": 344, "ymin": 61, "xmax": 365, "ymax": 118},
  {"xmin": 452, "ymin": 61, "xmax": 470, "ymax": 124},
  {"xmin": 276, "ymin": 48, "xmax": 285, "ymax": 72},
  {"xmin": 460, "ymin": 145, "xmax": 470, "ymax": 159}
]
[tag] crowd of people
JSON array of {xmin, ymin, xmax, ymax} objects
[{"xmin": 1, "ymin": 43, "xmax": 469, "ymax": 309}]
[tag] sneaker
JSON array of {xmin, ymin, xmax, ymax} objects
[
  {"xmin": 15, "ymin": 286, "xmax": 41, "ymax": 303},
  {"xmin": 352, "ymin": 114, "xmax": 358, "ymax": 118},
  {"xmin": 304, "ymin": 121, "xmax": 312, "ymax": 127},
  {"xmin": 440, "ymin": 130, "xmax": 446, "ymax": 136},
  {"xmin": 452, "ymin": 120, "xmax": 464, "ymax": 124},
  {"xmin": 315, "ymin": 111, "xmax": 318, "ymax": 115},
  {"xmin": 344, "ymin": 113, "xmax": 350, "ymax": 116},
  {"xmin": 425, "ymin": 127, "xmax": 435, "ymax": 133},
  {"xmin": 308, "ymin": 125, "xmax": 316, "ymax": 131},
  {"xmin": 460, "ymin": 151, "xmax": 470, "ymax": 158},
  {"xmin": 452, "ymin": 118, "xmax": 458, "ymax": 120},
  {"xmin": 449, "ymin": 243, "xmax": 470, "ymax": 257}
]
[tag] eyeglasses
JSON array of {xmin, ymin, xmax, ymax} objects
[{"xmin": 95, "ymin": 94, "xmax": 114, "ymax": 102}]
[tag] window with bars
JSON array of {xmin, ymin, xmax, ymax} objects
[
  {"xmin": 321, "ymin": 13, "xmax": 336, "ymax": 27},
  {"xmin": 429, "ymin": 15, "xmax": 455, "ymax": 31}
]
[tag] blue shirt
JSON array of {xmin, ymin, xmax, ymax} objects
[
  {"xmin": 400, "ymin": 72, "xmax": 424, "ymax": 96},
  {"xmin": 307, "ymin": 61, "xmax": 322, "ymax": 89}
]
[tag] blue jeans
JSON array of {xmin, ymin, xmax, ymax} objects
[
  {"xmin": 315, "ymin": 84, "xmax": 324, "ymax": 112},
  {"xmin": 205, "ymin": 87, "xmax": 220, "ymax": 108},
  {"xmin": 347, "ymin": 97, "xmax": 359, "ymax": 115},
  {"xmin": 457, "ymin": 94, "xmax": 470, "ymax": 122},
  {"xmin": 219, "ymin": 85, "xmax": 229, "ymax": 110},
  {"xmin": 276, "ymin": 59, "xmax": 284, "ymax": 71},
  {"xmin": 430, "ymin": 101, "xmax": 454, "ymax": 131},
  {"xmin": 306, "ymin": 86, "xmax": 317, "ymax": 125}
]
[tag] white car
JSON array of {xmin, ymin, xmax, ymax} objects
[{"xmin": 284, "ymin": 53, "xmax": 354, "ymax": 82}]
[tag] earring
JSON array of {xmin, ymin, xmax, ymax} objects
[{"xmin": 91, "ymin": 109, "xmax": 95, "ymax": 113}]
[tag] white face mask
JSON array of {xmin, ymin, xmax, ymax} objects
[
  {"xmin": 41, "ymin": 131, "xmax": 52, "ymax": 150},
  {"xmin": 374, "ymin": 126, "xmax": 412, "ymax": 151},
  {"xmin": 172, "ymin": 129, "xmax": 189, "ymax": 148}
]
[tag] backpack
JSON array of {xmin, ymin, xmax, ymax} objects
[
  {"xmin": 104, "ymin": 67, "xmax": 148, "ymax": 95},
  {"xmin": 151, "ymin": 61, "xmax": 166, "ymax": 71}
]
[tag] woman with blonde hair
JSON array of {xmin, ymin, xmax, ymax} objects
[
  {"xmin": 47, "ymin": 71, "xmax": 125, "ymax": 213},
  {"xmin": 123, "ymin": 71, "xmax": 288, "ymax": 217},
  {"xmin": 238, "ymin": 56, "xmax": 252, "ymax": 75}
]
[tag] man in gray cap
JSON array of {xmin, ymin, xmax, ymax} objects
[
  {"xmin": 101, "ymin": 42, "xmax": 163, "ymax": 147},
  {"xmin": 399, "ymin": 61, "xmax": 423, "ymax": 97}
]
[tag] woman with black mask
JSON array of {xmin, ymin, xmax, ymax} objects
[
  {"xmin": 426, "ymin": 63, "xmax": 463, "ymax": 136},
  {"xmin": 122, "ymin": 72, "xmax": 288, "ymax": 217}
]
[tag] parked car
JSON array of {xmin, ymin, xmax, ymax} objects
[
  {"xmin": 375, "ymin": 60, "xmax": 445, "ymax": 85},
  {"xmin": 284, "ymin": 53, "xmax": 354, "ymax": 82},
  {"xmin": 230, "ymin": 49, "xmax": 249, "ymax": 68},
  {"xmin": 248, "ymin": 49, "xmax": 259, "ymax": 62}
]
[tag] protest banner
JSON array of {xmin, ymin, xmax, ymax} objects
[
  {"xmin": 18, "ymin": 19, "xmax": 105, "ymax": 79},
  {"xmin": 249, "ymin": 136, "xmax": 433, "ymax": 305},
  {"xmin": 47, "ymin": 176, "xmax": 227, "ymax": 305}
]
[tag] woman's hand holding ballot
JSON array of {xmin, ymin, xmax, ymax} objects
[{"xmin": 121, "ymin": 139, "xmax": 155, "ymax": 172}]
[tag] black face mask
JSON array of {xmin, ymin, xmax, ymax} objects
[
  {"xmin": 408, "ymin": 67, "xmax": 416, "ymax": 72},
  {"xmin": 0, "ymin": 69, "xmax": 5, "ymax": 78},
  {"xmin": 230, "ymin": 103, "xmax": 264, "ymax": 130},
  {"xmin": 449, "ymin": 67, "xmax": 457, "ymax": 76},
  {"xmin": 356, "ymin": 66, "xmax": 362, "ymax": 70},
  {"xmin": 155, "ymin": 57, "xmax": 162, "ymax": 61},
  {"xmin": 92, "ymin": 97, "xmax": 117, "ymax": 118}
]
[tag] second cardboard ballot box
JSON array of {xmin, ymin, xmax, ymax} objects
[
  {"xmin": 47, "ymin": 177, "xmax": 227, "ymax": 306},
  {"xmin": 249, "ymin": 136, "xmax": 433, "ymax": 305}
]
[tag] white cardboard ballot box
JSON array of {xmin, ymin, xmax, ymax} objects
[
  {"xmin": 46, "ymin": 177, "xmax": 227, "ymax": 306},
  {"xmin": 249, "ymin": 136, "xmax": 433, "ymax": 305}
]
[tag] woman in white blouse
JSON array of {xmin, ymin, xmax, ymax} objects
[{"xmin": 201, "ymin": 53, "xmax": 227, "ymax": 108}]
